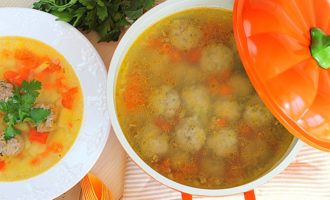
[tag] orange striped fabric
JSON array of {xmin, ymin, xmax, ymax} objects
[{"xmin": 123, "ymin": 144, "xmax": 330, "ymax": 200}]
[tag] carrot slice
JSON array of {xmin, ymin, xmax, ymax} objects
[
  {"xmin": 62, "ymin": 87, "xmax": 78, "ymax": 109},
  {"xmin": 238, "ymin": 123, "xmax": 256, "ymax": 139},
  {"xmin": 14, "ymin": 49, "xmax": 43, "ymax": 69},
  {"xmin": 219, "ymin": 84, "xmax": 233, "ymax": 95},
  {"xmin": 216, "ymin": 118, "xmax": 227, "ymax": 127},
  {"xmin": 157, "ymin": 159, "xmax": 171, "ymax": 173},
  {"xmin": 29, "ymin": 129, "xmax": 49, "ymax": 144},
  {"xmin": 47, "ymin": 142, "xmax": 64, "ymax": 154},
  {"xmin": 147, "ymin": 38, "xmax": 183, "ymax": 62},
  {"xmin": 123, "ymin": 73, "xmax": 146, "ymax": 110},
  {"xmin": 186, "ymin": 47, "xmax": 202, "ymax": 63},
  {"xmin": 46, "ymin": 61, "xmax": 62, "ymax": 73},
  {"xmin": 4, "ymin": 71, "xmax": 24, "ymax": 86},
  {"xmin": 0, "ymin": 160, "xmax": 6, "ymax": 171},
  {"xmin": 154, "ymin": 117, "xmax": 174, "ymax": 132}
]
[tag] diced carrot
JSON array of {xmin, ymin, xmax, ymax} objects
[
  {"xmin": 147, "ymin": 38, "xmax": 182, "ymax": 62},
  {"xmin": 62, "ymin": 87, "xmax": 78, "ymax": 109},
  {"xmin": 181, "ymin": 163, "xmax": 198, "ymax": 175},
  {"xmin": 30, "ymin": 151, "xmax": 49, "ymax": 166},
  {"xmin": 4, "ymin": 71, "xmax": 25, "ymax": 86},
  {"xmin": 157, "ymin": 159, "xmax": 171, "ymax": 173},
  {"xmin": 45, "ymin": 61, "xmax": 62, "ymax": 73},
  {"xmin": 30, "ymin": 157, "xmax": 40, "ymax": 166},
  {"xmin": 202, "ymin": 23, "xmax": 222, "ymax": 43},
  {"xmin": 216, "ymin": 118, "xmax": 227, "ymax": 127},
  {"xmin": 172, "ymin": 171, "xmax": 185, "ymax": 182},
  {"xmin": 147, "ymin": 38, "xmax": 163, "ymax": 48},
  {"xmin": 123, "ymin": 73, "xmax": 146, "ymax": 110},
  {"xmin": 219, "ymin": 84, "xmax": 233, "ymax": 95},
  {"xmin": 186, "ymin": 48, "xmax": 202, "ymax": 63},
  {"xmin": 0, "ymin": 160, "xmax": 6, "ymax": 171},
  {"xmin": 14, "ymin": 49, "xmax": 44, "ymax": 69},
  {"xmin": 154, "ymin": 117, "xmax": 174, "ymax": 132},
  {"xmin": 55, "ymin": 76, "xmax": 66, "ymax": 90},
  {"xmin": 238, "ymin": 123, "xmax": 256, "ymax": 139},
  {"xmin": 29, "ymin": 129, "xmax": 49, "ymax": 144},
  {"xmin": 34, "ymin": 70, "xmax": 48, "ymax": 81},
  {"xmin": 47, "ymin": 142, "xmax": 64, "ymax": 154},
  {"xmin": 30, "ymin": 142, "xmax": 63, "ymax": 166},
  {"xmin": 219, "ymin": 68, "xmax": 232, "ymax": 81}
]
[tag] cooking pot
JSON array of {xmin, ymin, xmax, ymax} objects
[{"xmin": 107, "ymin": 0, "xmax": 303, "ymax": 199}]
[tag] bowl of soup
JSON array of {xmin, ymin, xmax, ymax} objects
[
  {"xmin": 0, "ymin": 8, "xmax": 110, "ymax": 199},
  {"xmin": 108, "ymin": 0, "xmax": 303, "ymax": 197}
]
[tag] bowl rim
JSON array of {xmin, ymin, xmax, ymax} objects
[
  {"xmin": 108, "ymin": 0, "xmax": 303, "ymax": 196},
  {"xmin": 0, "ymin": 7, "xmax": 110, "ymax": 200}
]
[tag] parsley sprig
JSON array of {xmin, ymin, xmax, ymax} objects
[
  {"xmin": 33, "ymin": 0, "xmax": 155, "ymax": 42},
  {"xmin": 0, "ymin": 80, "xmax": 50, "ymax": 140}
]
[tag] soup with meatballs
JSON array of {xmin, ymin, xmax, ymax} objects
[{"xmin": 115, "ymin": 8, "xmax": 294, "ymax": 189}]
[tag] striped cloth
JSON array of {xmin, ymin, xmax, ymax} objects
[{"xmin": 123, "ymin": 144, "xmax": 330, "ymax": 200}]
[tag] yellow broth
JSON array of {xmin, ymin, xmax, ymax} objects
[
  {"xmin": 115, "ymin": 8, "xmax": 294, "ymax": 189},
  {"xmin": 0, "ymin": 37, "xmax": 83, "ymax": 181}
]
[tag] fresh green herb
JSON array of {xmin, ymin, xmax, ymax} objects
[
  {"xmin": 33, "ymin": 0, "xmax": 155, "ymax": 42},
  {"xmin": 0, "ymin": 80, "xmax": 50, "ymax": 140}
]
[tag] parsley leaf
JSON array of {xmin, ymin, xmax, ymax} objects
[
  {"xmin": 30, "ymin": 108, "xmax": 51, "ymax": 124},
  {"xmin": 4, "ymin": 126, "xmax": 21, "ymax": 140},
  {"xmin": 33, "ymin": 0, "xmax": 155, "ymax": 42}
]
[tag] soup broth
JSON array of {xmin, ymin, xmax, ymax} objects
[
  {"xmin": 0, "ymin": 37, "xmax": 83, "ymax": 181},
  {"xmin": 116, "ymin": 8, "xmax": 294, "ymax": 189}
]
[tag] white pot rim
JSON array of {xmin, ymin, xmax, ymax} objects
[{"xmin": 107, "ymin": 0, "xmax": 304, "ymax": 196}]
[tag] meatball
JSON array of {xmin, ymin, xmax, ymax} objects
[
  {"xmin": 33, "ymin": 104, "xmax": 57, "ymax": 132},
  {"xmin": 168, "ymin": 18, "xmax": 202, "ymax": 51},
  {"xmin": 137, "ymin": 124, "xmax": 169, "ymax": 160},
  {"xmin": 228, "ymin": 74, "xmax": 253, "ymax": 97},
  {"xmin": 243, "ymin": 96, "xmax": 274, "ymax": 129},
  {"xmin": 175, "ymin": 117, "xmax": 206, "ymax": 153},
  {"xmin": 207, "ymin": 128, "xmax": 238, "ymax": 157},
  {"xmin": 150, "ymin": 86, "xmax": 181, "ymax": 118},
  {"xmin": 181, "ymin": 85, "xmax": 210, "ymax": 118},
  {"xmin": 240, "ymin": 138, "xmax": 270, "ymax": 168},
  {"xmin": 0, "ymin": 80, "xmax": 13, "ymax": 101},
  {"xmin": 0, "ymin": 134, "xmax": 24, "ymax": 156},
  {"xmin": 200, "ymin": 43, "xmax": 233, "ymax": 73},
  {"xmin": 213, "ymin": 99, "xmax": 242, "ymax": 122}
]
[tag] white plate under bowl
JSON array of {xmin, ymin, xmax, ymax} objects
[{"xmin": 0, "ymin": 8, "xmax": 110, "ymax": 200}]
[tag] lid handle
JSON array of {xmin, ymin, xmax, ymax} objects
[{"xmin": 310, "ymin": 27, "xmax": 330, "ymax": 69}]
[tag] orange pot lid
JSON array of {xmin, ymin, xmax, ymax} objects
[{"xmin": 233, "ymin": 0, "xmax": 330, "ymax": 151}]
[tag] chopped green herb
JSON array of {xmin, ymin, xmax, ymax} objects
[
  {"xmin": 30, "ymin": 108, "xmax": 51, "ymax": 124},
  {"xmin": 0, "ymin": 80, "xmax": 50, "ymax": 140},
  {"xmin": 33, "ymin": 0, "xmax": 156, "ymax": 42}
]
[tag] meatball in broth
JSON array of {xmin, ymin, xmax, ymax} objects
[{"xmin": 116, "ymin": 8, "xmax": 294, "ymax": 189}]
